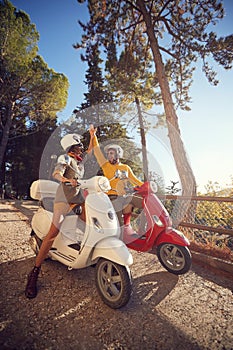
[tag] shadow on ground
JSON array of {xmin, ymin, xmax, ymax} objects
[{"xmin": 0, "ymin": 256, "xmax": 200, "ymax": 350}]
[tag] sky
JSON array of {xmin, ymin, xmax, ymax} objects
[{"xmin": 10, "ymin": 0, "xmax": 233, "ymax": 193}]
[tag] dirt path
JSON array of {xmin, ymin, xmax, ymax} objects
[{"xmin": 0, "ymin": 201, "xmax": 233, "ymax": 350}]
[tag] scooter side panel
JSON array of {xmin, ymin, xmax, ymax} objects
[
  {"xmin": 49, "ymin": 235, "xmax": 79, "ymax": 265},
  {"xmin": 69, "ymin": 245, "xmax": 95, "ymax": 269},
  {"xmin": 91, "ymin": 237, "xmax": 133, "ymax": 266},
  {"xmin": 84, "ymin": 192, "xmax": 120, "ymax": 244}
]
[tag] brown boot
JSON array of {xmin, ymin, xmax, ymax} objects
[{"xmin": 25, "ymin": 266, "xmax": 40, "ymax": 299}]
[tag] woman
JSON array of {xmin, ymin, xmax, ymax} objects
[{"xmin": 25, "ymin": 133, "xmax": 89, "ymax": 299}]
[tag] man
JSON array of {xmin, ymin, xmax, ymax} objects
[
  {"xmin": 25, "ymin": 133, "xmax": 89, "ymax": 299},
  {"xmin": 89, "ymin": 126, "xmax": 143, "ymax": 241}
]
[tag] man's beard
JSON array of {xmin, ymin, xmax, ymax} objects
[{"xmin": 109, "ymin": 158, "xmax": 118, "ymax": 165}]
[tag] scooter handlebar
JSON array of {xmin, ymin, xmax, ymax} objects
[
  {"xmin": 124, "ymin": 187, "xmax": 137, "ymax": 194},
  {"xmin": 133, "ymin": 181, "xmax": 158, "ymax": 195},
  {"xmin": 65, "ymin": 176, "xmax": 111, "ymax": 193}
]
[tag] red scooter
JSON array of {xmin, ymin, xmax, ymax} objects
[{"xmin": 122, "ymin": 180, "xmax": 192, "ymax": 275}]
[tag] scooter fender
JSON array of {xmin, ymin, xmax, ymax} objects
[
  {"xmin": 155, "ymin": 228, "xmax": 190, "ymax": 247},
  {"xmin": 92, "ymin": 237, "xmax": 133, "ymax": 267}
]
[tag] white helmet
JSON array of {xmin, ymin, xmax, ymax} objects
[
  {"xmin": 60, "ymin": 134, "xmax": 83, "ymax": 152},
  {"xmin": 104, "ymin": 144, "xmax": 124, "ymax": 158}
]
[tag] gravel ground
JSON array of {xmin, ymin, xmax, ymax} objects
[{"xmin": 0, "ymin": 200, "xmax": 233, "ymax": 350}]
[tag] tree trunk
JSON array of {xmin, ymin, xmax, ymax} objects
[
  {"xmin": 136, "ymin": 0, "xmax": 196, "ymax": 197},
  {"xmin": 0, "ymin": 102, "xmax": 14, "ymax": 170},
  {"xmin": 135, "ymin": 96, "xmax": 149, "ymax": 181}
]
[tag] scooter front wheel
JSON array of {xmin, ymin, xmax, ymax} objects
[
  {"xmin": 95, "ymin": 258, "xmax": 132, "ymax": 309},
  {"xmin": 157, "ymin": 243, "xmax": 192, "ymax": 275}
]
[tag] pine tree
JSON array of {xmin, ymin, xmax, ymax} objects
[
  {"xmin": 0, "ymin": 0, "xmax": 69, "ymax": 185},
  {"xmin": 76, "ymin": 0, "xmax": 233, "ymax": 199},
  {"xmin": 73, "ymin": 31, "xmax": 143, "ymax": 178},
  {"xmin": 105, "ymin": 43, "xmax": 164, "ymax": 180}
]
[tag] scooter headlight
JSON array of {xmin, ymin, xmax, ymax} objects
[{"xmin": 98, "ymin": 176, "xmax": 111, "ymax": 192}]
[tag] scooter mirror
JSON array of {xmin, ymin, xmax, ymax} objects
[{"xmin": 150, "ymin": 181, "xmax": 158, "ymax": 193}]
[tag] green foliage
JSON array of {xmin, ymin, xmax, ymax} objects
[
  {"xmin": 106, "ymin": 44, "xmax": 160, "ymax": 110},
  {"xmin": 0, "ymin": 0, "xmax": 69, "ymax": 188},
  {"xmin": 0, "ymin": 0, "xmax": 39, "ymax": 71},
  {"xmin": 0, "ymin": 1, "xmax": 69, "ymax": 116},
  {"xmin": 164, "ymin": 178, "xmax": 233, "ymax": 253},
  {"xmin": 73, "ymin": 23, "xmax": 143, "ymax": 178},
  {"xmin": 77, "ymin": 0, "xmax": 233, "ymax": 111},
  {"xmin": 195, "ymin": 200, "xmax": 233, "ymax": 228},
  {"xmin": 76, "ymin": 0, "xmax": 233, "ymax": 196},
  {"xmin": 6, "ymin": 123, "xmax": 57, "ymax": 197},
  {"xmin": 195, "ymin": 180, "xmax": 233, "ymax": 229}
]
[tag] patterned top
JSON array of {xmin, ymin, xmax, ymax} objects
[{"xmin": 53, "ymin": 154, "xmax": 84, "ymax": 203}]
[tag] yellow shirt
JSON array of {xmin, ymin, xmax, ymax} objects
[{"xmin": 93, "ymin": 135, "xmax": 143, "ymax": 195}]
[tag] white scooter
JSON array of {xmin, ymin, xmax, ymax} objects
[{"xmin": 29, "ymin": 176, "xmax": 133, "ymax": 309}]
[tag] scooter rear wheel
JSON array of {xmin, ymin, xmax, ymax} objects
[
  {"xmin": 29, "ymin": 230, "xmax": 42, "ymax": 255},
  {"xmin": 29, "ymin": 230, "xmax": 51, "ymax": 260},
  {"xmin": 95, "ymin": 258, "xmax": 132, "ymax": 309},
  {"xmin": 157, "ymin": 243, "xmax": 192, "ymax": 275}
]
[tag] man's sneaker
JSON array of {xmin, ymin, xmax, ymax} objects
[
  {"xmin": 25, "ymin": 266, "xmax": 40, "ymax": 299},
  {"xmin": 123, "ymin": 225, "xmax": 139, "ymax": 243}
]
